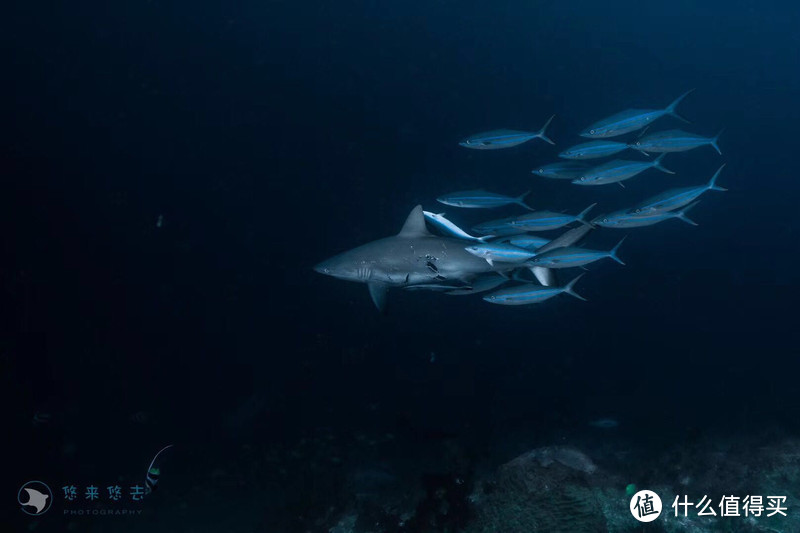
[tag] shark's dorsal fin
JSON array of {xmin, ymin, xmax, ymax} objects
[{"xmin": 398, "ymin": 205, "xmax": 430, "ymax": 237}]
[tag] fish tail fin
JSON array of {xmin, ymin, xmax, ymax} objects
[
  {"xmin": 711, "ymin": 129, "xmax": 724, "ymax": 155},
  {"xmin": 653, "ymin": 153, "xmax": 675, "ymax": 174},
  {"xmin": 609, "ymin": 236, "xmax": 627, "ymax": 265},
  {"xmin": 676, "ymin": 201, "xmax": 700, "ymax": 226},
  {"xmin": 707, "ymin": 163, "xmax": 728, "ymax": 191},
  {"xmin": 577, "ymin": 203, "xmax": 597, "ymax": 226},
  {"xmin": 563, "ymin": 273, "xmax": 587, "ymax": 301},
  {"xmin": 517, "ymin": 190, "xmax": 535, "ymax": 211},
  {"xmin": 666, "ymin": 88, "xmax": 694, "ymax": 123},
  {"xmin": 537, "ymin": 114, "xmax": 556, "ymax": 145}
]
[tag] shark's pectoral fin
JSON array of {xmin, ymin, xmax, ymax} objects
[
  {"xmin": 530, "ymin": 266, "xmax": 557, "ymax": 287},
  {"xmin": 367, "ymin": 282, "xmax": 389, "ymax": 313}
]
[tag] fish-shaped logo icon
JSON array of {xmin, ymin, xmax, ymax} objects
[{"xmin": 18, "ymin": 481, "xmax": 53, "ymax": 515}]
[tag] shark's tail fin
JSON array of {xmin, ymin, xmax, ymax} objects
[
  {"xmin": 536, "ymin": 114, "xmax": 556, "ymax": 145},
  {"xmin": 577, "ymin": 203, "xmax": 597, "ymax": 226},
  {"xmin": 609, "ymin": 236, "xmax": 627, "ymax": 265},
  {"xmin": 517, "ymin": 191, "xmax": 535, "ymax": 211},
  {"xmin": 710, "ymin": 129, "xmax": 724, "ymax": 155},
  {"xmin": 563, "ymin": 273, "xmax": 587, "ymax": 301},
  {"xmin": 653, "ymin": 153, "xmax": 675, "ymax": 175},
  {"xmin": 676, "ymin": 201, "xmax": 700, "ymax": 226},
  {"xmin": 707, "ymin": 164, "xmax": 727, "ymax": 191},
  {"xmin": 666, "ymin": 89, "xmax": 694, "ymax": 123}
]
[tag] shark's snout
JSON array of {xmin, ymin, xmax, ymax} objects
[{"xmin": 313, "ymin": 261, "xmax": 332, "ymax": 275}]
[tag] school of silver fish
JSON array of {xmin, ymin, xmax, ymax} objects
[{"xmin": 315, "ymin": 90, "xmax": 726, "ymax": 310}]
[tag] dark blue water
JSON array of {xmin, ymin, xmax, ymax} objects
[{"xmin": 4, "ymin": 1, "xmax": 799, "ymax": 531}]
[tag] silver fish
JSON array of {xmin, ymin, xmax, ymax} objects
[
  {"xmin": 593, "ymin": 202, "xmax": 700, "ymax": 228},
  {"xmin": 404, "ymin": 283, "xmax": 472, "ymax": 292},
  {"xmin": 580, "ymin": 89, "xmax": 694, "ymax": 138},
  {"xmin": 423, "ymin": 211, "xmax": 491, "ymax": 242},
  {"xmin": 437, "ymin": 189, "xmax": 533, "ymax": 210},
  {"xmin": 572, "ymin": 154, "xmax": 674, "ymax": 186},
  {"xmin": 483, "ymin": 274, "xmax": 587, "ymax": 305},
  {"xmin": 526, "ymin": 225, "xmax": 594, "ymax": 287},
  {"xmin": 472, "ymin": 216, "xmax": 527, "ymax": 236},
  {"xmin": 531, "ymin": 161, "xmax": 589, "ymax": 179},
  {"xmin": 500, "ymin": 234, "xmax": 551, "ymax": 250},
  {"xmin": 558, "ymin": 140, "xmax": 630, "ymax": 160},
  {"xmin": 530, "ymin": 238, "xmax": 626, "ymax": 268},
  {"xmin": 629, "ymin": 164, "xmax": 727, "ymax": 214},
  {"xmin": 630, "ymin": 129, "xmax": 723, "ymax": 155},
  {"xmin": 509, "ymin": 204, "xmax": 596, "ymax": 232},
  {"xmin": 459, "ymin": 115, "xmax": 555, "ymax": 149},
  {"xmin": 464, "ymin": 243, "xmax": 537, "ymax": 266}
]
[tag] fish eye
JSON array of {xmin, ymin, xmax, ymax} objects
[
  {"xmin": 580, "ymin": 176, "xmax": 586, "ymax": 181},
  {"xmin": 590, "ymin": 129, "xmax": 595, "ymax": 134},
  {"xmin": 603, "ymin": 218, "xmax": 608, "ymax": 223},
  {"xmin": 634, "ymin": 208, "xmax": 641, "ymax": 214},
  {"xmin": 539, "ymin": 168, "xmax": 543, "ymax": 173},
  {"xmin": 635, "ymin": 141, "xmax": 641, "ymax": 146}
]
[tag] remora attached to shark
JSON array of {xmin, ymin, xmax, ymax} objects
[{"xmin": 314, "ymin": 206, "xmax": 511, "ymax": 311}]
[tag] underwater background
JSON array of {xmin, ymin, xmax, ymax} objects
[{"xmin": 3, "ymin": 1, "xmax": 800, "ymax": 531}]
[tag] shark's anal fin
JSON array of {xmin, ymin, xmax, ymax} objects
[
  {"xmin": 398, "ymin": 205, "xmax": 430, "ymax": 237},
  {"xmin": 368, "ymin": 282, "xmax": 389, "ymax": 313}
]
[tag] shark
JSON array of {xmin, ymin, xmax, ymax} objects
[{"xmin": 314, "ymin": 205, "xmax": 518, "ymax": 311}]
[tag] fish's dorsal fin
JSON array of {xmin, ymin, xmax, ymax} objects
[{"xmin": 398, "ymin": 205, "xmax": 430, "ymax": 237}]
